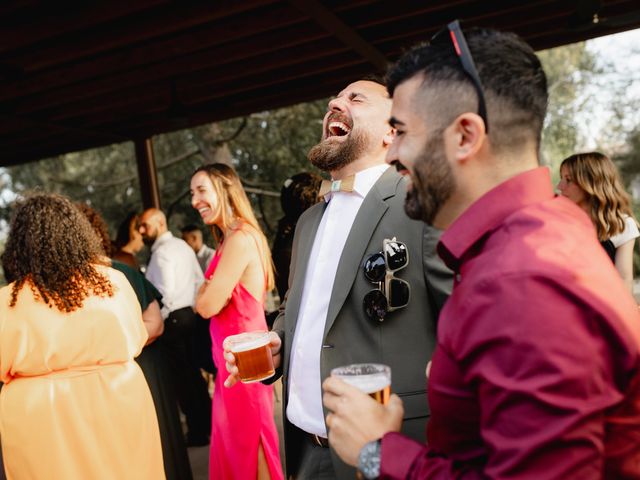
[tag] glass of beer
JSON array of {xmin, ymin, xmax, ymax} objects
[
  {"xmin": 330, "ymin": 363, "xmax": 391, "ymax": 405},
  {"xmin": 226, "ymin": 331, "xmax": 275, "ymax": 383}
]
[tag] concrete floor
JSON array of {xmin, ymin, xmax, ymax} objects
[{"xmin": 188, "ymin": 379, "xmax": 285, "ymax": 479}]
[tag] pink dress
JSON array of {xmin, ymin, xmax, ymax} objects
[{"xmin": 205, "ymin": 243, "xmax": 284, "ymax": 480}]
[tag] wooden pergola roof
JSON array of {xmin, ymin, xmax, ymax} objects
[{"xmin": 2, "ymin": 0, "xmax": 640, "ymax": 167}]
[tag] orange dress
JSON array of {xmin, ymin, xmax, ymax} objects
[{"xmin": 0, "ymin": 266, "xmax": 165, "ymax": 480}]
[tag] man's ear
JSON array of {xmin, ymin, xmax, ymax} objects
[
  {"xmin": 383, "ymin": 128, "xmax": 396, "ymax": 147},
  {"xmin": 449, "ymin": 113, "xmax": 486, "ymax": 163}
]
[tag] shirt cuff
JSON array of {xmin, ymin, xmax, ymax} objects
[{"xmin": 380, "ymin": 431, "xmax": 427, "ymax": 479}]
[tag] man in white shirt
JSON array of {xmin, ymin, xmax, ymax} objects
[
  {"xmin": 139, "ymin": 208, "xmax": 212, "ymax": 446},
  {"xmin": 181, "ymin": 224, "xmax": 215, "ymax": 273},
  {"xmin": 225, "ymin": 80, "xmax": 452, "ymax": 478}
]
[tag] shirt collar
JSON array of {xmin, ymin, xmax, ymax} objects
[
  {"xmin": 324, "ymin": 164, "xmax": 389, "ymax": 203},
  {"xmin": 438, "ymin": 167, "xmax": 554, "ymax": 271},
  {"xmin": 151, "ymin": 230, "xmax": 173, "ymax": 253}
]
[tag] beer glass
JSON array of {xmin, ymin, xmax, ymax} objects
[
  {"xmin": 331, "ymin": 363, "xmax": 391, "ymax": 405},
  {"xmin": 226, "ymin": 331, "xmax": 275, "ymax": 383}
]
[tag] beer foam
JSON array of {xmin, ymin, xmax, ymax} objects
[
  {"xmin": 230, "ymin": 334, "xmax": 269, "ymax": 353},
  {"xmin": 340, "ymin": 373, "xmax": 390, "ymax": 394}
]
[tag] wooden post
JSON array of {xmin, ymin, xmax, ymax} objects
[{"xmin": 135, "ymin": 137, "xmax": 161, "ymax": 209}]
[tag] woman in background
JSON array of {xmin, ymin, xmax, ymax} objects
[
  {"xmin": 558, "ymin": 151, "xmax": 639, "ymax": 291},
  {"xmin": 113, "ymin": 211, "xmax": 145, "ymax": 270},
  {"xmin": 0, "ymin": 193, "xmax": 163, "ymax": 479},
  {"xmin": 271, "ymin": 172, "xmax": 322, "ymax": 301},
  {"xmin": 77, "ymin": 203, "xmax": 193, "ymax": 480},
  {"xmin": 191, "ymin": 163, "xmax": 283, "ymax": 480}
]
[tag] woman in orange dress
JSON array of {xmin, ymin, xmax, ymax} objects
[
  {"xmin": 0, "ymin": 193, "xmax": 164, "ymax": 480},
  {"xmin": 191, "ymin": 163, "xmax": 283, "ymax": 480}
]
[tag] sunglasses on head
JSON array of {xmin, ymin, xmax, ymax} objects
[
  {"xmin": 363, "ymin": 238, "xmax": 410, "ymax": 322},
  {"xmin": 430, "ymin": 19, "xmax": 489, "ymax": 133}
]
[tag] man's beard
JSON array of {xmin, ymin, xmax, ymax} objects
[
  {"xmin": 308, "ymin": 128, "xmax": 369, "ymax": 172},
  {"xmin": 142, "ymin": 231, "xmax": 157, "ymax": 246},
  {"xmin": 404, "ymin": 133, "xmax": 455, "ymax": 225}
]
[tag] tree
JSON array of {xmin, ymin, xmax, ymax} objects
[
  {"xmin": 538, "ymin": 42, "xmax": 599, "ymax": 177},
  {"xmin": 0, "ymin": 142, "xmax": 142, "ymax": 234}
]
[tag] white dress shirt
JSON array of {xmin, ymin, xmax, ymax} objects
[
  {"xmin": 287, "ymin": 163, "xmax": 389, "ymax": 437},
  {"xmin": 145, "ymin": 231, "xmax": 204, "ymax": 319}
]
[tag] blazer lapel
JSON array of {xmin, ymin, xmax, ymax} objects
[{"xmin": 323, "ymin": 168, "xmax": 401, "ymax": 337}]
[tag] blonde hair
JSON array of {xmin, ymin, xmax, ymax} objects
[
  {"xmin": 560, "ymin": 152, "xmax": 637, "ymax": 241},
  {"xmin": 192, "ymin": 163, "xmax": 275, "ymax": 290}
]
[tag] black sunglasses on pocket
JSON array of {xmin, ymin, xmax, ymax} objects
[{"xmin": 363, "ymin": 239, "xmax": 411, "ymax": 321}]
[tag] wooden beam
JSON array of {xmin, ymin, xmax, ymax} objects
[
  {"xmin": 288, "ymin": 0, "xmax": 387, "ymax": 71},
  {"xmin": 11, "ymin": 22, "xmax": 329, "ymax": 113},
  {"xmin": 135, "ymin": 138, "xmax": 161, "ymax": 210},
  {"xmin": 0, "ymin": 0, "xmax": 167, "ymax": 54},
  {"xmin": 0, "ymin": 2, "xmax": 305, "ymax": 102},
  {"xmin": 0, "ymin": 111, "xmax": 127, "ymax": 143},
  {"xmin": 16, "ymin": 37, "xmax": 354, "ymax": 117},
  {"xmin": 10, "ymin": 0, "xmax": 280, "ymax": 72}
]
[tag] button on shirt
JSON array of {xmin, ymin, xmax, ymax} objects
[
  {"xmin": 380, "ymin": 167, "xmax": 640, "ymax": 479},
  {"xmin": 145, "ymin": 231, "xmax": 204, "ymax": 319},
  {"xmin": 287, "ymin": 164, "xmax": 389, "ymax": 437}
]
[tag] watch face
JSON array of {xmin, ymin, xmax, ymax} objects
[{"xmin": 358, "ymin": 440, "xmax": 382, "ymax": 480}]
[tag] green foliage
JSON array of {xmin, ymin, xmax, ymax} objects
[
  {"xmin": 615, "ymin": 128, "xmax": 640, "ymax": 186},
  {"xmin": 0, "ymin": 142, "xmax": 142, "ymax": 234}
]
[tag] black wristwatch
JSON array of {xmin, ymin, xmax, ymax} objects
[{"xmin": 358, "ymin": 439, "xmax": 382, "ymax": 480}]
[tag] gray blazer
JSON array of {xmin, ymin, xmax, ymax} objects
[{"xmin": 272, "ymin": 167, "xmax": 452, "ymax": 478}]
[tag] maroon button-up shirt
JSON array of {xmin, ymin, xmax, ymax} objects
[{"xmin": 381, "ymin": 168, "xmax": 640, "ymax": 479}]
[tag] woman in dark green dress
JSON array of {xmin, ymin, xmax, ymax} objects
[{"xmin": 77, "ymin": 203, "xmax": 193, "ymax": 480}]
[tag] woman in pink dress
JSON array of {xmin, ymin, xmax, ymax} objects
[{"xmin": 191, "ymin": 163, "xmax": 283, "ymax": 480}]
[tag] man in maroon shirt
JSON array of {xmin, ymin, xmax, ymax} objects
[{"xmin": 322, "ymin": 22, "xmax": 640, "ymax": 479}]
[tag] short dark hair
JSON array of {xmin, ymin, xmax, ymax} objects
[
  {"xmin": 360, "ymin": 73, "xmax": 387, "ymax": 87},
  {"xmin": 387, "ymin": 27, "xmax": 548, "ymax": 152},
  {"xmin": 180, "ymin": 224, "xmax": 202, "ymax": 234},
  {"xmin": 114, "ymin": 212, "xmax": 139, "ymax": 249}
]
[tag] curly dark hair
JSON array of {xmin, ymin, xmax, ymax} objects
[
  {"xmin": 1, "ymin": 193, "xmax": 114, "ymax": 312},
  {"xmin": 75, "ymin": 202, "xmax": 113, "ymax": 256}
]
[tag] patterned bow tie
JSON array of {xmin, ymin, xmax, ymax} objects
[{"xmin": 318, "ymin": 175, "xmax": 355, "ymax": 198}]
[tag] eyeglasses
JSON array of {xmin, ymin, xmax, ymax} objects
[
  {"xmin": 431, "ymin": 19, "xmax": 489, "ymax": 133},
  {"xmin": 363, "ymin": 238, "xmax": 411, "ymax": 322}
]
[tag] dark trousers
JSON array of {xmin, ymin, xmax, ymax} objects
[
  {"xmin": 294, "ymin": 434, "xmax": 336, "ymax": 479},
  {"xmin": 162, "ymin": 307, "xmax": 212, "ymax": 442}
]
